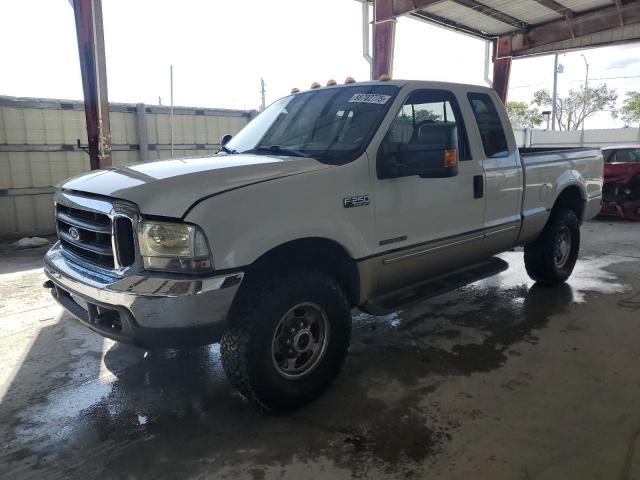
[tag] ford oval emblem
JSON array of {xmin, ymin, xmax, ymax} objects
[{"xmin": 68, "ymin": 226, "xmax": 81, "ymax": 241}]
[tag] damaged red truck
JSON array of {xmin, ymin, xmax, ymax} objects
[{"xmin": 599, "ymin": 145, "xmax": 640, "ymax": 221}]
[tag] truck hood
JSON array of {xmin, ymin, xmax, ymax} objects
[{"xmin": 60, "ymin": 154, "xmax": 333, "ymax": 217}]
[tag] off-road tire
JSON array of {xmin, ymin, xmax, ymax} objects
[
  {"xmin": 220, "ymin": 271, "xmax": 351, "ymax": 412},
  {"xmin": 524, "ymin": 208, "xmax": 580, "ymax": 285}
]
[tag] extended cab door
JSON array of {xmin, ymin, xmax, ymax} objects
[
  {"xmin": 369, "ymin": 88, "xmax": 487, "ymax": 295},
  {"xmin": 466, "ymin": 92, "xmax": 522, "ymax": 255}
]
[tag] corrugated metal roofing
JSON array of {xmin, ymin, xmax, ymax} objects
[
  {"xmin": 413, "ymin": 0, "xmax": 621, "ymax": 36},
  {"xmin": 424, "ymin": 1, "xmax": 515, "ymax": 35},
  {"xmin": 405, "ymin": 0, "xmax": 640, "ymax": 56},
  {"xmin": 479, "ymin": 0, "xmax": 562, "ymax": 24},
  {"xmin": 559, "ymin": 0, "xmax": 613, "ymax": 13}
]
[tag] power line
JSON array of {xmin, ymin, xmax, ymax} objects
[{"xmin": 588, "ymin": 75, "xmax": 640, "ymax": 81}]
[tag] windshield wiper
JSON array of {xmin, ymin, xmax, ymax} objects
[{"xmin": 251, "ymin": 145, "xmax": 312, "ymax": 158}]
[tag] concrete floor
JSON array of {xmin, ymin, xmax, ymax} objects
[{"xmin": 1, "ymin": 219, "xmax": 640, "ymax": 479}]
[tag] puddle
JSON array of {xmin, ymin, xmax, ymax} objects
[{"xmin": 481, "ymin": 252, "xmax": 632, "ymax": 303}]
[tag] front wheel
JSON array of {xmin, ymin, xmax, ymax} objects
[
  {"xmin": 220, "ymin": 271, "xmax": 351, "ymax": 412},
  {"xmin": 524, "ymin": 208, "xmax": 580, "ymax": 285}
]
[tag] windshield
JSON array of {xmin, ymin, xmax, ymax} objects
[{"xmin": 224, "ymin": 85, "xmax": 399, "ymax": 164}]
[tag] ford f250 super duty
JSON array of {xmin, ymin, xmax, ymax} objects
[{"xmin": 44, "ymin": 79, "xmax": 603, "ymax": 411}]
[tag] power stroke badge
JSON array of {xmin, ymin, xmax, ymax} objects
[{"xmin": 343, "ymin": 195, "xmax": 370, "ymax": 208}]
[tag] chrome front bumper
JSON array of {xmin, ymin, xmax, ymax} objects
[{"xmin": 44, "ymin": 242, "xmax": 243, "ymax": 348}]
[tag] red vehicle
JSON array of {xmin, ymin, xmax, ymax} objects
[{"xmin": 599, "ymin": 145, "xmax": 640, "ymax": 221}]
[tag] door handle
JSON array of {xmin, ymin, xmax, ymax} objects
[{"xmin": 473, "ymin": 175, "xmax": 484, "ymax": 199}]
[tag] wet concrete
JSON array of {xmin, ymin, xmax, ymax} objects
[{"xmin": 1, "ymin": 219, "xmax": 640, "ymax": 479}]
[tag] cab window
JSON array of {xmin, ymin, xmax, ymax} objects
[
  {"xmin": 467, "ymin": 93, "xmax": 509, "ymax": 158},
  {"xmin": 377, "ymin": 90, "xmax": 469, "ymax": 179}
]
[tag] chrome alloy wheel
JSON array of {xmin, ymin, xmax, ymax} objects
[
  {"xmin": 271, "ymin": 303, "xmax": 329, "ymax": 379},
  {"xmin": 554, "ymin": 226, "xmax": 572, "ymax": 268}
]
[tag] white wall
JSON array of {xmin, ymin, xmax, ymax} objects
[
  {"xmin": 0, "ymin": 96, "xmax": 253, "ymax": 237},
  {"xmin": 514, "ymin": 127, "xmax": 640, "ymax": 149}
]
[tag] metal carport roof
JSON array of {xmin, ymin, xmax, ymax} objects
[{"xmin": 366, "ymin": 0, "xmax": 640, "ymax": 101}]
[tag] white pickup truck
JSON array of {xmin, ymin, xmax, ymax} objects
[{"xmin": 44, "ymin": 80, "xmax": 603, "ymax": 411}]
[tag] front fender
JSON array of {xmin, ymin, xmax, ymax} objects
[{"xmin": 184, "ymin": 161, "xmax": 375, "ymax": 270}]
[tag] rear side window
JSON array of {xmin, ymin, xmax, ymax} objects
[{"xmin": 467, "ymin": 93, "xmax": 509, "ymax": 158}]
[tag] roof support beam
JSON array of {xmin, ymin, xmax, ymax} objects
[
  {"xmin": 497, "ymin": 0, "xmax": 640, "ymax": 58},
  {"xmin": 373, "ymin": 0, "xmax": 397, "ymax": 79},
  {"xmin": 410, "ymin": 9, "xmax": 492, "ymax": 39},
  {"xmin": 392, "ymin": 0, "xmax": 443, "ymax": 17},
  {"xmin": 72, "ymin": 0, "xmax": 112, "ymax": 170},
  {"xmin": 493, "ymin": 56, "xmax": 512, "ymax": 104},
  {"xmin": 531, "ymin": 0, "xmax": 574, "ymax": 19},
  {"xmin": 371, "ymin": 0, "xmax": 444, "ymax": 21},
  {"xmin": 450, "ymin": 0, "xmax": 529, "ymax": 31}
]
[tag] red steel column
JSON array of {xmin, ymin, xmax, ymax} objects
[
  {"xmin": 373, "ymin": 0, "xmax": 396, "ymax": 80},
  {"xmin": 492, "ymin": 56, "xmax": 512, "ymax": 105},
  {"xmin": 73, "ymin": 0, "xmax": 112, "ymax": 169}
]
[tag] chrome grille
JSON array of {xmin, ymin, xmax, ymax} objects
[
  {"xmin": 55, "ymin": 194, "xmax": 137, "ymax": 271},
  {"xmin": 57, "ymin": 204, "xmax": 115, "ymax": 268}
]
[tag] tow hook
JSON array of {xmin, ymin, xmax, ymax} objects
[{"xmin": 43, "ymin": 280, "xmax": 54, "ymax": 289}]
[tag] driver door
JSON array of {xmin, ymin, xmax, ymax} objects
[{"xmin": 371, "ymin": 89, "xmax": 486, "ymax": 295}]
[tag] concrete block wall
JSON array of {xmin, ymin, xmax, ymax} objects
[{"xmin": 0, "ymin": 96, "xmax": 254, "ymax": 237}]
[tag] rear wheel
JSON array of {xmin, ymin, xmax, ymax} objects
[
  {"xmin": 220, "ymin": 271, "xmax": 351, "ymax": 412},
  {"xmin": 524, "ymin": 208, "xmax": 580, "ymax": 285}
]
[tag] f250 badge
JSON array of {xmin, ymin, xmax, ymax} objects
[{"xmin": 343, "ymin": 195, "xmax": 370, "ymax": 208}]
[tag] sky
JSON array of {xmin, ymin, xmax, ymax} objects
[{"xmin": 2, "ymin": 0, "xmax": 640, "ymax": 129}]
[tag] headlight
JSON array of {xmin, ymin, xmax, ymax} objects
[{"xmin": 139, "ymin": 221, "xmax": 212, "ymax": 273}]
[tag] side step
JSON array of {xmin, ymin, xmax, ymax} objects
[{"xmin": 363, "ymin": 257, "xmax": 509, "ymax": 315}]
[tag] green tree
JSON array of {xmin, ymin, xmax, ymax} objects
[
  {"xmin": 620, "ymin": 91, "xmax": 640, "ymax": 126},
  {"xmin": 506, "ymin": 101, "xmax": 544, "ymax": 128},
  {"xmin": 532, "ymin": 84, "xmax": 617, "ymax": 131}
]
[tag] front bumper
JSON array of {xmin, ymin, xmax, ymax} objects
[{"xmin": 44, "ymin": 242, "xmax": 243, "ymax": 349}]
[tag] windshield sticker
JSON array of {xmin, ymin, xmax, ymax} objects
[{"xmin": 348, "ymin": 93, "xmax": 391, "ymax": 105}]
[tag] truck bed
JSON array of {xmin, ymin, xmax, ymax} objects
[{"xmin": 516, "ymin": 146, "xmax": 603, "ymax": 244}]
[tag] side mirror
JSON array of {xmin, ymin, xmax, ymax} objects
[
  {"xmin": 378, "ymin": 123, "xmax": 459, "ymax": 179},
  {"xmin": 221, "ymin": 134, "xmax": 233, "ymax": 147}
]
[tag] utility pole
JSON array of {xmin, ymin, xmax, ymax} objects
[
  {"xmin": 580, "ymin": 54, "xmax": 589, "ymax": 142},
  {"xmin": 170, "ymin": 65, "xmax": 174, "ymax": 157},
  {"xmin": 551, "ymin": 53, "xmax": 559, "ymax": 131},
  {"xmin": 260, "ymin": 78, "xmax": 266, "ymax": 111}
]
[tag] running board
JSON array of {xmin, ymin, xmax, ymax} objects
[{"xmin": 363, "ymin": 257, "xmax": 509, "ymax": 315}]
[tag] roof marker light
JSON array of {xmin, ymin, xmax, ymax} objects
[
  {"xmin": 378, "ymin": 74, "xmax": 391, "ymax": 81},
  {"xmin": 344, "ymin": 76, "xmax": 356, "ymax": 84},
  {"xmin": 291, "ymin": 87, "xmax": 300, "ymax": 94},
  {"xmin": 310, "ymin": 82, "xmax": 321, "ymax": 89},
  {"xmin": 327, "ymin": 79, "xmax": 337, "ymax": 86}
]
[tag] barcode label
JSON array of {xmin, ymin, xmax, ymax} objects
[{"xmin": 348, "ymin": 93, "xmax": 391, "ymax": 104}]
